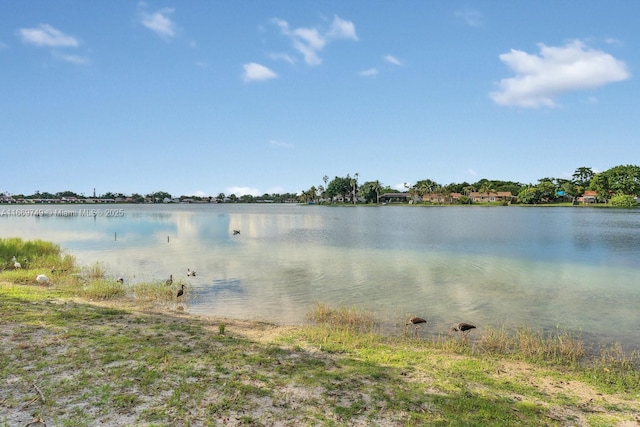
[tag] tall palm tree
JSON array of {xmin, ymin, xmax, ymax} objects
[
  {"xmin": 351, "ymin": 172, "xmax": 359, "ymax": 204},
  {"xmin": 373, "ymin": 180, "xmax": 381, "ymax": 204},
  {"xmin": 478, "ymin": 183, "xmax": 496, "ymax": 195},
  {"xmin": 462, "ymin": 185, "xmax": 476, "ymax": 204}
]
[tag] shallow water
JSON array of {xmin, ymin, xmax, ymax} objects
[{"xmin": 2, "ymin": 204, "xmax": 639, "ymax": 350}]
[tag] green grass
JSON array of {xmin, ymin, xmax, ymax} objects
[{"xmin": 2, "ymin": 288, "xmax": 639, "ymax": 426}]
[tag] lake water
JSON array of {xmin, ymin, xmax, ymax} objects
[{"xmin": 2, "ymin": 204, "xmax": 639, "ymax": 350}]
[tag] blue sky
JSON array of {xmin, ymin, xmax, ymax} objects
[{"xmin": 1, "ymin": 2, "xmax": 637, "ymax": 197}]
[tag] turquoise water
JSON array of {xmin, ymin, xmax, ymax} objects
[{"xmin": 2, "ymin": 204, "xmax": 639, "ymax": 349}]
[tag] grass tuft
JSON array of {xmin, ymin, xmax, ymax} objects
[
  {"xmin": 476, "ymin": 325, "xmax": 586, "ymax": 365},
  {"xmin": 83, "ymin": 279, "xmax": 126, "ymax": 300},
  {"xmin": 85, "ymin": 262, "xmax": 106, "ymax": 280},
  {"xmin": 306, "ymin": 302, "xmax": 377, "ymax": 332}
]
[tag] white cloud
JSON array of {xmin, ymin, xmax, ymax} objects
[
  {"xmin": 491, "ymin": 40, "xmax": 630, "ymax": 108},
  {"xmin": 243, "ymin": 63, "xmax": 277, "ymax": 82},
  {"xmin": 140, "ymin": 7, "xmax": 177, "ymax": 38},
  {"xmin": 18, "ymin": 24, "xmax": 79, "ymax": 47},
  {"xmin": 268, "ymin": 52, "xmax": 297, "ymax": 64},
  {"xmin": 605, "ymin": 37, "xmax": 623, "ymax": 46},
  {"xmin": 273, "ymin": 15, "xmax": 357, "ymax": 66},
  {"xmin": 455, "ymin": 10, "xmax": 484, "ymax": 27},
  {"xmin": 384, "ymin": 55, "xmax": 401, "ymax": 66},
  {"xmin": 466, "ymin": 169, "xmax": 478, "ymax": 176},
  {"xmin": 227, "ymin": 186, "xmax": 260, "ymax": 197},
  {"xmin": 269, "ymin": 140, "xmax": 293, "ymax": 148},
  {"xmin": 359, "ymin": 68, "xmax": 378, "ymax": 77},
  {"xmin": 326, "ymin": 15, "xmax": 358, "ymax": 41},
  {"xmin": 53, "ymin": 51, "xmax": 90, "ymax": 65}
]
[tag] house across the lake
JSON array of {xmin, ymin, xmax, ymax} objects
[
  {"xmin": 379, "ymin": 193, "xmax": 410, "ymax": 203},
  {"xmin": 577, "ymin": 190, "xmax": 598, "ymax": 204},
  {"xmin": 422, "ymin": 191, "xmax": 513, "ymax": 204},
  {"xmin": 467, "ymin": 192, "xmax": 514, "ymax": 203}
]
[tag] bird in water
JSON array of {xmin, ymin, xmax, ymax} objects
[
  {"xmin": 187, "ymin": 269, "xmax": 196, "ymax": 277},
  {"xmin": 177, "ymin": 284, "xmax": 185, "ymax": 298},
  {"xmin": 233, "ymin": 229, "xmax": 240, "ymax": 235},
  {"xmin": 450, "ymin": 322, "xmax": 476, "ymax": 338},
  {"xmin": 406, "ymin": 316, "xmax": 427, "ymax": 336},
  {"xmin": 166, "ymin": 274, "xmax": 173, "ymax": 286}
]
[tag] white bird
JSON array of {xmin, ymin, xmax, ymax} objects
[
  {"xmin": 187, "ymin": 269, "xmax": 196, "ymax": 277},
  {"xmin": 12, "ymin": 256, "xmax": 21, "ymax": 269},
  {"xmin": 36, "ymin": 274, "xmax": 50, "ymax": 285}
]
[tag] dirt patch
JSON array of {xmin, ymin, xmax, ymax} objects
[{"xmin": 495, "ymin": 360, "xmax": 640, "ymax": 426}]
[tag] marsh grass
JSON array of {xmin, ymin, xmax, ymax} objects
[
  {"xmin": 0, "ymin": 239, "xmax": 185, "ymax": 309},
  {"xmin": 126, "ymin": 279, "xmax": 183, "ymax": 304},
  {"xmin": 585, "ymin": 343, "xmax": 640, "ymax": 392},
  {"xmin": 84, "ymin": 261, "xmax": 106, "ymax": 280},
  {"xmin": 306, "ymin": 302, "xmax": 377, "ymax": 332},
  {"xmin": 477, "ymin": 325, "xmax": 587, "ymax": 365},
  {"xmin": 81, "ymin": 279, "xmax": 126, "ymax": 300},
  {"xmin": 0, "ymin": 237, "xmax": 61, "ymax": 269}
]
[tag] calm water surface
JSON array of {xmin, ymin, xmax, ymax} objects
[{"xmin": 2, "ymin": 204, "xmax": 639, "ymax": 349}]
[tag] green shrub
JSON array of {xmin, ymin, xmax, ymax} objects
[{"xmin": 610, "ymin": 194, "xmax": 638, "ymax": 207}]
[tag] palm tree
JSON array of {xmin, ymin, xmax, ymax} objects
[
  {"xmin": 372, "ymin": 180, "xmax": 381, "ymax": 204},
  {"xmin": 309, "ymin": 186, "xmax": 317, "ymax": 203},
  {"xmin": 351, "ymin": 172, "xmax": 359, "ymax": 204},
  {"xmin": 404, "ymin": 182, "xmax": 419, "ymax": 204},
  {"xmin": 478, "ymin": 182, "xmax": 496, "ymax": 195},
  {"xmin": 462, "ymin": 185, "xmax": 476, "ymax": 204}
]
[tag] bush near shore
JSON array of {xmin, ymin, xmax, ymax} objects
[{"xmin": 1, "ymin": 238, "xmax": 639, "ymax": 426}]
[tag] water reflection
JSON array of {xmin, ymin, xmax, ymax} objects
[{"xmin": 1, "ymin": 204, "xmax": 639, "ymax": 350}]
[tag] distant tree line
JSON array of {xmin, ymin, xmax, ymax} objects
[
  {"xmin": 3, "ymin": 164, "xmax": 640, "ymax": 206},
  {"xmin": 301, "ymin": 165, "xmax": 640, "ymax": 206}
]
